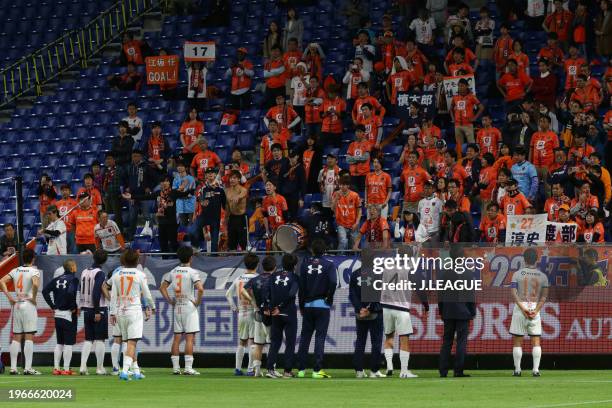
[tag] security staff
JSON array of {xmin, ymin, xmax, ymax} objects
[
  {"xmin": 266, "ymin": 254, "xmax": 299, "ymax": 378},
  {"xmin": 438, "ymin": 245, "xmax": 476, "ymax": 378},
  {"xmin": 349, "ymin": 268, "xmax": 384, "ymax": 378}
]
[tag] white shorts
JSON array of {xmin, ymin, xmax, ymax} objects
[
  {"xmin": 12, "ymin": 301, "xmax": 37, "ymax": 334},
  {"xmin": 117, "ymin": 311, "xmax": 144, "ymax": 340},
  {"xmin": 383, "ymin": 308, "xmax": 413, "ymax": 336},
  {"xmin": 173, "ymin": 302, "xmax": 200, "ymax": 334},
  {"xmin": 509, "ymin": 304, "xmax": 542, "ymax": 337},
  {"xmin": 253, "ymin": 321, "xmax": 270, "ymax": 345},
  {"xmin": 112, "ymin": 322, "xmax": 122, "ymax": 338},
  {"xmin": 238, "ymin": 310, "xmax": 255, "ymax": 340}
]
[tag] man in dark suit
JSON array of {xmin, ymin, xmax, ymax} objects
[{"xmin": 438, "ymin": 245, "xmax": 476, "ymax": 378}]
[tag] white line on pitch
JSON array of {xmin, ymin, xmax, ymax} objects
[{"xmin": 525, "ymin": 400, "xmax": 612, "ymax": 408}]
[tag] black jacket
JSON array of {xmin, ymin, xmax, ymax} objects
[
  {"xmin": 437, "ymin": 268, "xmax": 476, "ymax": 321},
  {"xmin": 111, "ymin": 135, "xmax": 135, "ymax": 166}
]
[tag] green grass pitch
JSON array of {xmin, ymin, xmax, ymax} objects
[{"xmin": 0, "ymin": 369, "xmax": 611, "ymax": 408}]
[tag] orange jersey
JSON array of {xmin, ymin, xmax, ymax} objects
[
  {"xmin": 537, "ymin": 45, "xmax": 565, "ymax": 66},
  {"xmin": 579, "ymin": 223, "xmax": 605, "ymax": 243},
  {"xmin": 451, "ymin": 93, "xmax": 480, "ymax": 126},
  {"xmin": 476, "ymin": 127, "xmax": 501, "ymax": 156},
  {"xmin": 68, "ymin": 206, "xmax": 98, "ymax": 245},
  {"xmin": 478, "ymin": 166, "xmax": 497, "ymax": 201},
  {"xmin": 305, "ymin": 87, "xmax": 326, "ymax": 124},
  {"xmin": 262, "ymin": 194, "xmax": 288, "ymax": 231},
  {"xmin": 76, "ymin": 187, "xmax": 102, "ymax": 209},
  {"xmin": 388, "ymin": 71, "xmax": 413, "ymax": 104},
  {"xmin": 190, "ymin": 150, "xmax": 221, "ymax": 180},
  {"xmin": 334, "ymin": 190, "xmax": 361, "ymax": 228},
  {"xmin": 264, "ymin": 58, "xmax": 286, "ymax": 89},
  {"xmin": 404, "ymin": 49, "xmax": 427, "ymax": 81},
  {"xmin": 400, "ymin": 166, "xmax": 431, "ymax": 203},
  {"xmin": 509, "ymin": 52, "xmax": 530, "ymax": 74},
  {"xmin": 147, "ymin": 135, "xmax": 167, "ymax": 162},
  {"xmin": 494, "ymin": 36, "xmax": 513, "ymax": 70},
  {"xmin": 571, "ymin": 194, "xmax": 599, "ymax": 210},
  {"xmin": 123, "ymin": 40, "xmax": 144, "ymax": 65},
  {"xmin": 544, "ymin": 197, "xmax": 566, "ymax": 221},
  {"xmin": 347, "ymin": 140, "xmax": 372, "ymax": 176},
  {"xmin": 544, "ymin": 10, "xmax": 574, "ymax": 41},
  {"xmin": 571, "ymin": 85, "xmax": 602, "ymax": 111},
  {"xmin": 266, "ymin": 105, "xmax": 299, "ymax": 131},
  {"xmin": 447, "ymin": 63, "xmax": 474, "ymax": 76},
  {"xmin": 437, "ymin": 163, "xmax": 468, "ymax": 186},
  {"xmin": 530, "ymin": 130, "xmax": 559, "ymax": 167},
  {"xmin": 321, "ymin": 97, "xmax": 346, "ymax": 133},
  {"xmin": 498, "ymin": 71, "xmax": 532, "ymax": 102},
  {"xmin": 230, "ymin": 60, "xmax": 254, "ymax": 93},
  {"xmin": 365, "ymin": 171, "xmax": 392, "ymax": 205},
  {"xmin": 445, "ymin": 47, "xmax": 477, "ymax": 66},
  {"xmin": 500, "ymin": 193, "xmax": 531, "ymax": 217},
  {"xmin": 352, "ymin": 96, "xmax": 385, "ymax": 122},
  {"xmin": 360, "ymin": 217, "xmax": 389, "ymax": 244},
  {"xmin": 39, "ymin": 192, "xmax": 56, "ymax": 214},
  {"xmin": 358, "ymin": 116, "xmax": 382, "ymax": 146},
  {"xmin": 568, "ymin": 144, "xmax": 595, "ymax": 163},
  {"xmin": 563, "ymin": 57, "xmax": 586, "ymax": 90},
  {"xmin": 492, "ymin": 155, "xmax": 514, "ymax": 173},
  {"xmin": 419, "ymin": 125, "xmax": 441, "ymax": 160},
  {"xmin": 283, "ymin": 51, "xmax": 302, "ymax": 76},
  {"xmin": 55, "ymin": 198, "xmax": 77, "ymax": 231},
  {"xmin": 180, "ymin": 120, "xmax": 205, "ymax": 154},
  {"xmin": 480, "ymin": 214, "xmax": 506, "ymax": 242}
]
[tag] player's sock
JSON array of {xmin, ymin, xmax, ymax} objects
[
  {"xmin": 253, "ymin": 360, "xmax": 261, "ymax": 376},
  {"xmin": 171, "ymin": 355, "xmax": 180, "ymax": 371},
  {"xmin": 122, "ymin": 343, "xmax": 128, "ymax": 369},
  {"xmin": 206, "ymin": 241, "xmax": 212, "ymax": 253},
  {"xmin": 63, "ymin": 345, "xmax": 73, "ymax": 371},
  {"xmin": 185, "ymin": 355, "xmax": 194, "ymax": 371},
  {"xmin": 532, "ymin": 346, "xmax": 542, "ymax": 372},
  {"xmin": 122, "ymin": 356, "xmax": 133, "ymax": 375},
  {"xmin": 131, "ymin": 361, "xmax": 141, "ymax": 375},
  {"xmin": 80, "ymin": 341, "xmax": 92, "ymax": 371},
  {"xmin": 24, "ymin": 340, "xmax": 34, "ymax": 371},
  {"xmin": 236, "ymin": 346, "xmax": 245, "ymax": 370},
  {"xmin": 513, "ymin": 347, "xmax": 523, "ymax": 372},
  {"xmin": 248, "ymin": 344, "xmax": 255, "ymax": 371},
  {"xmin": 54, "ymin": 344, "xmax": 64, "ymax": 370},
  {"xmin": 384, "ymin": 349, "xmax": 394, "ymax": 372},
  {"xmin": 94, "ymin": 341, "xmax": 105, "ymax": 370},
  {"xmin": 111, "ymin": 343, "xmax": 120, "ymax": 369},
  {"xmin": 399, "ymin": 350, "xmax": 410, "ymax": 372},
  {"xmin": 9, "ymin": 340, "xmax": 19, "ymax": 371}
]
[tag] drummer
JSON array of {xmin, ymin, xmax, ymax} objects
[
  {"xmin": 352, "ymin": 205, "xmax": 391, "ymax": 250},
  {"xmin": 262, "ymin": 181, "xmax": 288, "ymax": 250}
]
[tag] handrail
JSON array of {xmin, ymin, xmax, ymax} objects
[{"xmin": 0, "ymin": 0, "xmax": 164, "ymax": 109}]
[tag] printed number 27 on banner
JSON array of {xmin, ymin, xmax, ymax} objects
[{"xmin": 184, "ymin": 41, "xmax": 215, "ymax": 62}]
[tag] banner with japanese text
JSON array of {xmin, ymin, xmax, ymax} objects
[
  {"xmin": 145, "ymin": 55, "xmax": 179, "ymax": 85},
  {"xmin": 396, "ymin": 91, "xmax": 436, "ymax": 120},
  {"xmin": 506, "ymin": 214, "xmax": 579, "ymax": 244},
  {"xmin": 442, "ymin": 74, "xmax": 476, "ymax": 108}
]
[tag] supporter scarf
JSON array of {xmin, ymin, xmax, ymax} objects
[
  {"xmin": 190, "ymin": 68, "xmax": 204, "ymax": 93},
  {"xmin": 103, "ymin": 166, "xmax": 116, "ymax": 192}
]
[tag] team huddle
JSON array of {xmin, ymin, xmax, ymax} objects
[{"xmin": 0, "ymin": 244, "xmax": 549, "ymax": 379}]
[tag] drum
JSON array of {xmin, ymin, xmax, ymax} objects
[{"xmin": 273, "ymin": 223, "xmax": 306, "ymax": 253}]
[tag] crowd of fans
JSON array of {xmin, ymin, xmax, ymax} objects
[{"xmin": 5, "ymin": 0, "xmax": 611, "ymax": 257}]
